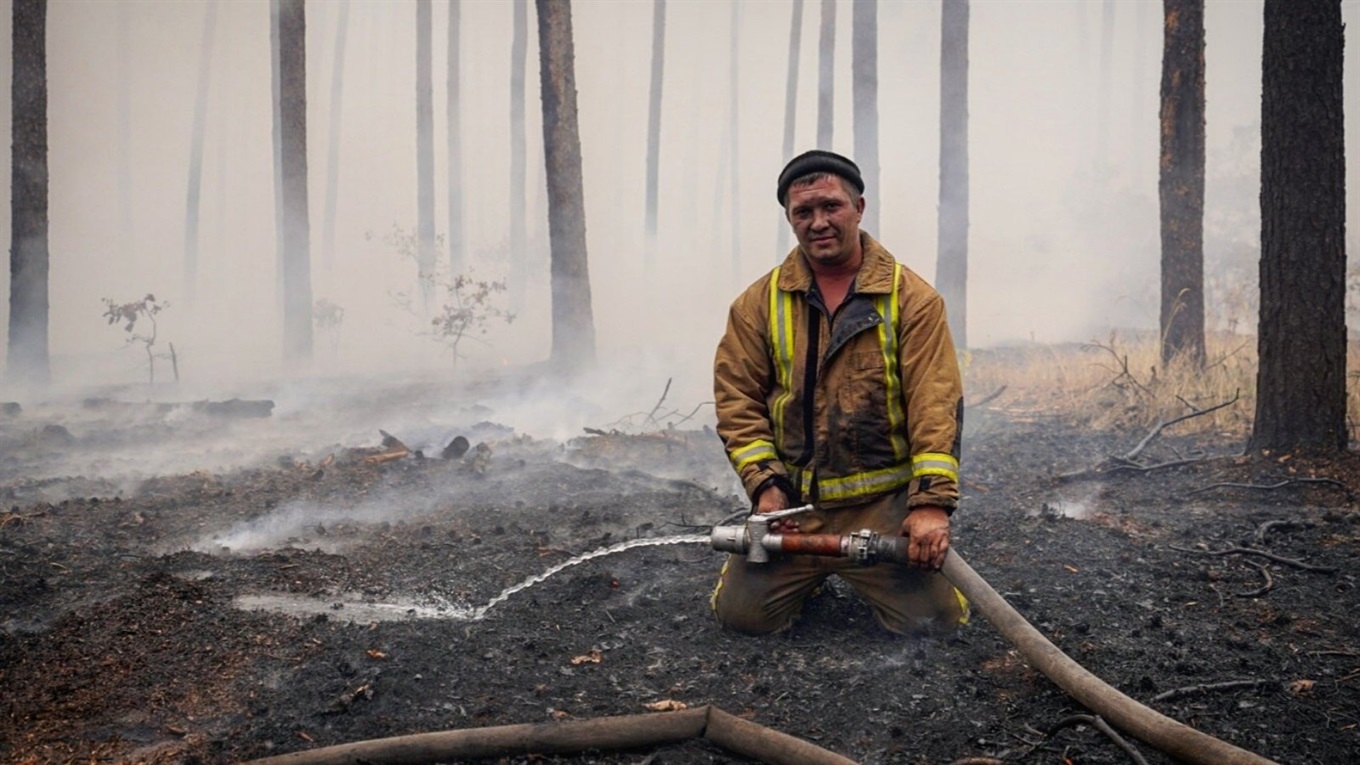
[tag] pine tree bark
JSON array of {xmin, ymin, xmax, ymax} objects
[
  {"xmin": 277, "ymin": 0, "xmax": 313, "ymax": 363},
  {"xmin": 1250, "ymin": 0, "xmax": 1347, "ymax": 454},
  {"xmin": 852, "ymin": 0, "xmax": 878, "ymax": 235},
  {"xmin": 816, "ymin": 0, "xmax": 835, "ymax": 150},
  {"xmin": 536, "ymin": 0, "xmax": 595, "ymax": 371},
  {"xmin": 416, "ymin": 0, "xmax": 436, "ymax": 311},
  {"xmin": 777, "ymin": 0, "xmax": 803, "ymax": 256},
  {"xmin": 7, "ymin": 0, "xmax": 49, "ymax": 387},
  {"xmin": 644, "ymin": 0, "xmax": 665, "ymax": 264},
  {"xmin": 936, "ymin": 0, "xmax": 969, "ymax": 349},
  {"xmin": 1158, "ymin": 0, "xmax": 1206, "ymax": 368}
]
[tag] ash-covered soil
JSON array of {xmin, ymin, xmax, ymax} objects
[{"xmin": 1, "ymin": 383, "xmax": 1358, "ymax": 764}]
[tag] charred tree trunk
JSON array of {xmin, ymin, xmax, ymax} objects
[
  {"xmin": 1250, "ymin": 0, "xmax": 1347, "ymax": 454},
  {"xmin": 7, "ymin": 0, "xmax": 49, "ymax": 387},
  {"xmin": 852, "ymin": 0, "xmax": 878, "ymax": 235},
  {"xmin": 416, "ymin": 0, "xmax": 436, "ymax": 311},
  {"xmin": 321, "ymin": 0, "xmax": 350, "ymax": 275},
  {"xmin": 936, "ymin": 0, "xmax": 969, "ymax": 349},
  {"xmin": 816, "ymin": 0, "xmax": 835, "ymax": 149},
  {"xmin": 510, "ymin": 0, "xmax": 529, "ymax": 309},
  {"xmin": 536, "ymin": 0, "xmax": 595, "ymax": 371},
  {"xmin": 447, "ymin": 0, "xmax": 465, "ymax": 275},
  {"xmin": 777, "ymin": 0, "xmax": 803, "ymax": 256},
  {"xmin": 1158, "ymin": 0, "xmax": 1206, "ymax": 368},
  {"xmin": 183, "ymin": 0, "xmax": 217, "ymax": 304},
  {"xmin": 277, "ymin": 0, "xmax": 313, "ymax": 363},
  {"xmin": 270, "ymin": 1, "xmax": 286, "ymax": 315},
  {"xmin": 644, "ymin": 0, "xmax": 665, "ymax": 266}
]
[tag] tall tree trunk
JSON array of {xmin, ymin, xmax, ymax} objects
[
  {"xmin": 184, "ymin": 0, "xmax": 217, "ymax": 304},
  {"xmin": 936, "ymin": 0, "xmax": 969, "ymax": 349},
  {"xmin": 277, "ymin": 0, "xmax": 313, "ymax": 364},
  {"xmin": 1250, "ymin": 0, "xmax": 1346, "ymax": 454},
  {"xmin": 321, "ymin": 0, "xmax": 350, "ymax": 276},
  {"xmin": 416, "ymin": 0, "xmax": 436, "ymax": 311},
  {"xmin": 644, "ymin": 0, "xmax": 665, "ymax": 265},
  {"xmin": 270, "ymin": 0, "xmax": 286, "ymax": 316},
  {"xmin": 816, "ymin": 0, "xmax": 835, "ymax": 149},
  {"xmin": 447, "ymin": 0, "xmax": 465, "ymax": 275},
  {"xmin": 729, "ymin": 2, "xmax": 740, "ymax": 280},
  {"xmin": 852, "ymin": 0, "xmax": 878, "ymax": 234},
  {"xmin": 777, "ymin": 0, "xmax": 803, "ymax": 256},
  {"xmin": 117, "ymin": 2, "xmax": 133, "ymax": 266},
  {"xmin": 7, "ymin": 0, "xmax": 49, "ymax": 387},
  {"xmin": 510, "ymin": 0, "xmax": 528, "ymax": 309},
  {"xmin": 536, "ymin": 0, "xmax": 595, "ymax": 371},
  {"xmin": 1158, "ymin": 0, "xmax": 1205, "ymax": 368}
]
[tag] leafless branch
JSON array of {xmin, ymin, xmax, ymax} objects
[
  {"xmin": 1150, "ymin": 679, "xmax": 1277, "ymax": 703},
  {"xmin": 1122, "ymin": 391, "xmax": 1240, "ymax": 461},
  {"xmin": 1189, "ymin": 477, "xmax": 1353, "ymax": 500},
  {"xmin": 1255, "ymin": 519, "xmax": 1310, "ymax": 544},
  {"xmin": 1167, "ymin": 544, "xmax": 1336, "ymax": 573},
  {"xmin": 1235, "ymin": 560, "xmax": 1275, "ymax": 598},
  {"xmin": 644, "ymin": 378, "xmax": 673, "ymax": 427},
  {"xmin": 968, "ymin": 385, "xmax": 1008, "ymax": 409},
  {"xmin": 1044, "ymin": 714, "xmax": 1149, "ymax": 765}
]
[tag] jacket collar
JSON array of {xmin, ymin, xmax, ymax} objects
[{"xmin": 777, "ymin": 232, "xmax": 896, "ymax": 295}]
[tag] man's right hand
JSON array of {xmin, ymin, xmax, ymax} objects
[{"xmin": 755, "ymin": 485, "xmax": 800, "ymax": 532}]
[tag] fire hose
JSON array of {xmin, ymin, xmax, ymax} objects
[{"xmin": 710, "ymin": 506, "xmax": 1280, "ymax": 765}]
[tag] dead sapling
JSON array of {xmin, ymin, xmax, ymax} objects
[
  {"xmin": 1056, "ymin": 391, "xmax": 1240, "ymax": 482},
  {"xmin": 375, "ymin": 224, "xmax": 515, "ymax": 370},
  {"xmin": 102, "ymin": 294, "xmax": 178, "ymax": 385},
  {"xmin": 313, "ymin": 298, "xmax": 345, "ymax": 357}
]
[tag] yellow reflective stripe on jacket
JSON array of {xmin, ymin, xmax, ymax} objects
[
  {"xmin": 912, "ymin": 452, "xmax": 959, "ymax": 482},
  {"xmin": 730, "ymin": 439, "xmax": 778, "ymax": 471},
  {"xmin": 768, "ymin": 267, "xmax": 796, "ymax": 450},
  {"xmin": 814, "ymin": 461, "xmax": 915, "ymax": 503},
  {"xmin": 874, "ymin": 263, "xmax": 908, "ymax": 461}
]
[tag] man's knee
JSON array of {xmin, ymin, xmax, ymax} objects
[{"xmin": 713, "ymin": 593, "xmax": 794, "ymax": 635}]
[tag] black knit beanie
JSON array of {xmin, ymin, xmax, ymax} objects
[{"xmin": 776, "ymin": 150, "xmax": 865, "ymax": 205}]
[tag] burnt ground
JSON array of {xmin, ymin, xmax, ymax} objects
[{"xmin": 1, "ymin": 380, "xmax": 1358, "ymax": 765}]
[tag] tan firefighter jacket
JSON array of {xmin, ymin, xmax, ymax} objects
[{"xmin": 714, "ymin": 233, "xmax": 963, "ymax": 512}]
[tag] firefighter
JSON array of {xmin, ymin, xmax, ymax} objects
[{"xmin": 711, "ymin": 150, "xmax": 968, "ymax": 635}]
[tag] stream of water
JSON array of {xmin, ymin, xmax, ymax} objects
[
  {"xmin": 233, "ymin": 533, "xmax": 711, "ymax": 623},
  {"xmin": 469, "ymin": 534, "xmax": 709, "ymax": 619}
]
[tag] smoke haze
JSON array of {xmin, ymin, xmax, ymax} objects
[{"xmin": 0, "ymin": 0, "xmax": 1357, "ymax": 407}]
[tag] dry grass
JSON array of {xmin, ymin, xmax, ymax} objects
[{"xmin": 960, "ymin": 331, "xmax": 1357, "ymax": 442}]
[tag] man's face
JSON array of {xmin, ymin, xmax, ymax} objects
[{"xmin": 785, "ymin": 175, "xmax": 865, "ymax": 270}]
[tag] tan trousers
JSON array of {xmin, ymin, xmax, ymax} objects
[{"xmin": 710, "ymin": 490, "xmax": 968, "ymax": 636}]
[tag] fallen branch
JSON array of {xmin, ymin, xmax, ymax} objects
[
  {"xmin": 363, "ymin": 449, "xmax": 410, "ymax": 465},
  {"xmin": 1167, "ymin": 544, "xmax": 1336, "ymax": 574},
  {"xmin": 1046, "ymin": 714, "xmax": 1150, "ymax": 765},
  {"xmin": 1235, "ymin": 560, "xmax": 1274, "ymax": 598},
  {"xmin": 967, "ymin": 385, "xmax": 1008, "ymax": 409},
  {"xmin": 1123, "ymin": 391, "xmax": 1240, "ymax": 462},
  {"xmin": 644, "ymin": 378, "xmax": 673, "ymax": 428},
  {"xmin": 1150, "ymin": 679, "xmax": 1277, "ymax": 704},
  {"xmin": 1188, "ymin": 478, "xmax": 1352, "ymax": 499},
  {"xmin": 1254, "ymin": 519, "xmax": 1307, "ymax": 545}
]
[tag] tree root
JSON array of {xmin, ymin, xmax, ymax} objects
[
  {"xmin": 1235, "ymin": 560, "xmax": 1275, "ymax": 598},
  {"xmin": 1189, "ymin": 477, "xmax": 1353, "ymax": 500}
]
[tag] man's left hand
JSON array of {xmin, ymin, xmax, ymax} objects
[{"xmin": 900, "ymin": 505, "xmax": 950, "ymax": 570}]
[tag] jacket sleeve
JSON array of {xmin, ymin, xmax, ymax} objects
[
  {"xmin": 714, "ymin": 285, "xmax": 789, "ymax": 502},
  {"xmin": 897, "ymin": 289, "xmax": 964, "ymax": 511}
]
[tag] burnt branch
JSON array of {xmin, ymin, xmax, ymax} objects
[
  {"xmin": 1168, "ymin": 544, "xmax": 1336, "ymax": 573},
  {"xmin": 1122, "ymin": 391, "xmax": 1240, "ymax": 461},
  {"xmin": 967, "ymin": 385, "xmax": 1007, "ymax": 409},
  {"xmin": 1235, "ymin": 560, "xmax": 1275, "ymax": 598},
  {"xmin": 1044, "ymin": 714, "xmax": 1149, "ymax": 765},
  {"xmin": 1188, "ymin": 477, "xmax": 1353, "ymax": 500},
  {"xmin": 1150, "ymin": 679, "xmax": 1277, "ymax": 703},
  {"xmin": 1255, "ymin": 519, "xmax": 1309, "ymax": 544}
]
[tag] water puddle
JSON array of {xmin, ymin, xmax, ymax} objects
[{"xmin": 234, "ymin": 533, "xmax": 709, "ymax": 623}]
